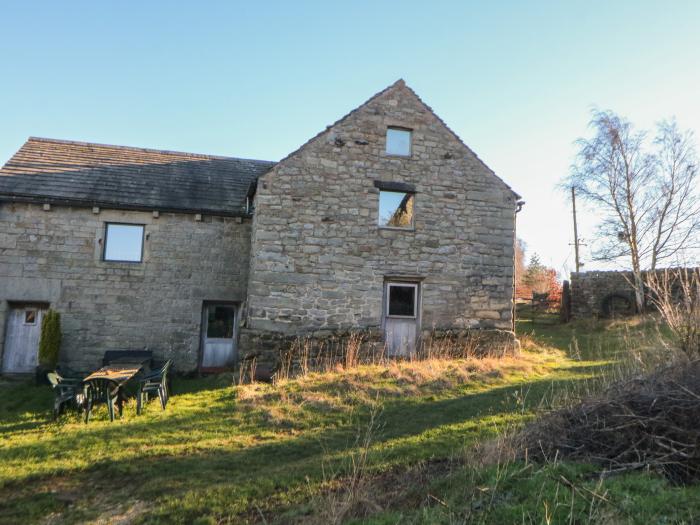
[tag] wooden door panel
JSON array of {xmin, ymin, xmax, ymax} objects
[
  {"xmin": 2, "ymin": 307, "xmax": 43, "ymax": 373},
  {"xmin": 385, "ymin": 318, "xmax": 416, "ymax": 357}
]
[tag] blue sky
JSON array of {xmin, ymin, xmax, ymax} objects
[{"xmin": 2, "ymin": 1, "xmax": 699, "ymax": 275}]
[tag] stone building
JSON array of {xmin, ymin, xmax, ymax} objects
[{"xmin": 0, "ymin": 80, "xmax": 521, "ymax": 373}]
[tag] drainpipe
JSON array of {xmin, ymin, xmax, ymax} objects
[{"xmin": 513, "ymin": 200, "xmax": 525, "ymax": 331}]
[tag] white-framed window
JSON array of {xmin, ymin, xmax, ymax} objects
[
  {"xmin": 103, "ymin": 223, "xmax": 145, "ymax": 262},
  {"xmin": 386, "ymin": 283, "xmax": 418, "ymax": 318},
  {"xmin": 386, "ymin": 127, "xmax": 412, "ymax": 156},
  {"xmin": 378, "ymin": 190, "xmax": 414, "ymax": 229}
]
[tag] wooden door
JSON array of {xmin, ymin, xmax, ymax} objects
[
  {"xmin": 201, "ymin": 304, "xmax": 237, "ymax": 369},
  {"xmin": 2, "ymin": 306, "xmax": 45, "ymax": 373},
  {"xmin": 384, "ymin": 282, "xmax": 420, "ymax": 357}
]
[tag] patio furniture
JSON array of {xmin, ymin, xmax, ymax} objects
[
  {"xmin": 83, "ymin": 378, "xmax": 121, "ymax": 423},
  {"xmin": 46, "ymin": 371, "xmax": 82, "ymax": 420},
  {"xmin": 136, "ymin": 360, "xmax": 172, "ymax": 415},
  {"xmin": 82, "ymin": 364, "xmax": 144, "ymax": 422}
]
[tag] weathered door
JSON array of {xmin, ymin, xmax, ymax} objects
[
  {"xmin": 383, "ymin": 282, "xmax": 420, "ymax": 357},
  {"xmin": 2, "ymin": 306, "xmax": 45, "ymax": 373},
  {"xmin": 201, "ymin": 304, "xmax": 237, "ymax": 369}
]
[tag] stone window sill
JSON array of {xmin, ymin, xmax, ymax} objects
[{"xmin": 378, "ymin": 226, "xmax": 416, "ymax": 233}]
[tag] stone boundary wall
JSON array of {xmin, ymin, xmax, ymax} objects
[
  {"xmin": 570, "ymin": 268, "xmax": 699, "ymax": 318},
  {"xmin": 239, "ymin": 327, "xmax": 519, "ymax": 377},
  {"xmin": 570, "ymin": 271, "xmax": 636, "ymax": 318}
]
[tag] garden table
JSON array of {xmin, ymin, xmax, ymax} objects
[
  {"xmin": 81, "ymin": 362, "xmax": 146, "ymax": 421},
  {"xmin": 83, "ymin": 364, "xmax": 143, "ymax": 384}
]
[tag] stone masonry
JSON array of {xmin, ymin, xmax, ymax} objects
[
  {"xmin": 570, "ymin": 269, "xmax": 699, "ymax": 318},
  {"xmin": 241, "ymin": 81, "xmax": 519, "ymax": 353},
  {"xmin": 570, "ymin": 271, "xmax": 636, "ymax": 317},
  {"xmin": 1, "ymin": 80, "xmax": 521, "ymax": 373},
  {"xmin": 0, "ymin": 203, "xmax": 251, "ymax": 371}
]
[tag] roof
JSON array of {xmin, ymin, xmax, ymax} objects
[{"xmin": 0, "ymin": 137, "xmax": 276, "ymax": 216}]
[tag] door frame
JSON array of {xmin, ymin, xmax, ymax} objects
[
  {"xmin": 198, "ymin": 301, "xmax": 240, "ymax": 372},
  {"xmin": 382, "ymin": 277, "xmax": 423, "ymax": 355}
]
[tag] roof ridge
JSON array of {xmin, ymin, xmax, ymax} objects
[{"xmin": 26, "ymin": 137, "xmax": 276, "ymax": 165}]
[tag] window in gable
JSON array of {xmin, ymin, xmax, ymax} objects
[
  {"xmin": 378, "ymin": 190, "xmax": 414, "ymax": 229},
  {"xmin": 386, "ymin": 128, "xmax": 412, "ymax": 156},
  {"xmin": 103, "ymin": 223, "xmax": 145, "ymax": 262}
]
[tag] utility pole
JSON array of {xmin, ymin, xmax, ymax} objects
[{"xmin": 571, "ymin": 186, "xmax": 581, "ymax": 273}]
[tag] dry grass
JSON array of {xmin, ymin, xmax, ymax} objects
[
  {"xmin": 236, "ymin": 350, "xmax": 556, "ymax": 421},
  {"xmin": 270, "ymin": 330, "xmax": 520, "ymax": 385}
]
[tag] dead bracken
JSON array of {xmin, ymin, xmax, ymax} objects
[{"xmin": 518, "ymin": 360, "xmax": 700, "ymax": 484}]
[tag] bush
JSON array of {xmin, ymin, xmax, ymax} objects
[
  {"xmin": 646, "ymin": 268, "xmax": 700, "ymax": 358},
  {"xmin": 38, "ymin": 309, "xmax": 62, "ymax": 368},
  {"xmin": 517, "ymin": 361, "xmax": 700, "ymax": 484}
]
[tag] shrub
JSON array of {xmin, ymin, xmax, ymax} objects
[
  {"xmin": 646, "ymin": 268, "xmax": 700, "ymax": 358},
  {"xmin": 517, "ymin": 361, "xmax": 700, "ymax": 484},
  {"xmin": 38, "ymin": 309, "xmax": 62, "ymax": 368}
]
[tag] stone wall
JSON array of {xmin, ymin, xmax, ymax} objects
[
  {"xmin": 242, "ymin": 327, "xmax": 518, "ymax": 379},
  {"xmin": 242, "ymin": 81, "xmax": 518, "ymax": 355},
  {"xmin": 570, "ymin": 271, "xmax": 636, "ymax": 317},
  {"xmin": 0, "ymin": 202, "xmax": 251, "ymax": 371},
  {"xmin": 571, "ymin": 269, "xmax": 699, "ymax": 318}
]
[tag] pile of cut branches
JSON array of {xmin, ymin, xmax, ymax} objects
[{"xmin": 518, "ymin": 360, "xmax": 700, "ymax": 484}]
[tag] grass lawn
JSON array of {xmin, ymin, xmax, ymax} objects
[{"xmin": 1, "ymin": 315, "xmax": 698, "ymax": 524}]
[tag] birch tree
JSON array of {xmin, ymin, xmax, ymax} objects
[{"xmin": 567, "ymin": 110, "xmax": 700, "ymax": 312}]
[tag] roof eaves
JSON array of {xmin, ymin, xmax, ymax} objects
[{"xmin": 0, "ymin": 192, "xmax": 251, "ymax": 218}]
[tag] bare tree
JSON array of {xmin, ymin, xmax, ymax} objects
[
  {"xmin": 646, "ymin": 268, "xmax": 700, "ymax": 358},
  {"xmin": 567, "ymin": 110, "xmax": 700, "ymax": 311}
]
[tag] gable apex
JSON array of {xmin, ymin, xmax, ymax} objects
[{"xmin": 269, "ymin": 80, "xmax": 520, "ymax": 200}]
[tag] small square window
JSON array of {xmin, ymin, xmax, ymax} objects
[
  {"xmin": 24, "ymin": 310, "xmax": 37, "ymax": 324},
  {"xmin": 104, "ymin": 223, "xmax": 144, "ymax": 262},
  {"xmin": 378, "ymin": 191, "xmax": 414, "ymax": 228},
  {"xmin": 386, "ymin": 128, "xmax": 411, "ymax": 156},
  {"xmin": 387, "ymin": 284, "xmax": 417, "ymax": 318}
]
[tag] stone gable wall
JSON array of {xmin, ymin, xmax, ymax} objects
[
  {"xmin": 243, "ymin": 83, "xmax": 518, "ymax": 352},
  {"xmin": 0, "ymin": 202, "xmax": 251, "ymax": 371}
]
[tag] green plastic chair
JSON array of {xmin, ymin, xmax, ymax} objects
[
  {"xmin": 83, "ymin": 378, "xmax": 121, "ymax": 423},
  {"xmin": 46, "ymin": 371, "xmax": 82, "ymax": 420},
  {"xmin": 136, "ymin": 360, "xmax": 172, "ymax": 415}
]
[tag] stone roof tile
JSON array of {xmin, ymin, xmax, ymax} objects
[{"xmin": 0, "ymin": 137, "xmax": 276, "ymax": 216}]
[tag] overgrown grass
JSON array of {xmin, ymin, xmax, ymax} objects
[{"xmin": 0, "ymin": 314, "xmax": 692, "ymax": 524}]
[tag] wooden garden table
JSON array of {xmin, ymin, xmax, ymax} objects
[{"xmin": 83, "ymin": 364, "xmax": 143, "ymax": 385}]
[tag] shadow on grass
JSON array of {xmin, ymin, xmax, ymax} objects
[{"xmin": 0, "ymin": 372, "xmax": 598, "ymax": 524}]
